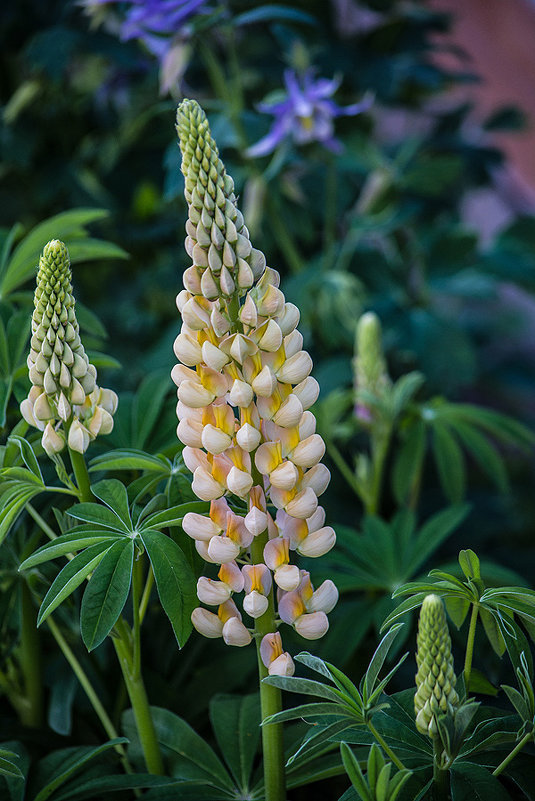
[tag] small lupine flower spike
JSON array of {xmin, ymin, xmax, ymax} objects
[
  {"xmin": 21, "ymin": 240, "xmax": 118, "ymax": 455},
  {"xmin": 353, "ymin": 311, "xmax": 390, "ymax": 424},
  {"xmin": 414, "ymin": 594, "xmax": 459, "ymax": 738},
  {"xmin": 175, "ymin": 99, "xmax": 337, "ymax": 671}
]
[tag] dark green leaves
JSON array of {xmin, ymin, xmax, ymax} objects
[
  {"xmin": 20, "ymin": 478, "xmax": 197, "ymax": 650},
  {"xmin": 80, "ymin": 539, "xmax": 134, "ymax": 650},
  {"xmin": 140, "ymin": 529, "xmax": 196, "ymax": 648}
]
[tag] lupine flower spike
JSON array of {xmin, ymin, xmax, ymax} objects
[
  {"xmin": 414, "ymin": 594, "xmax": 459, "ymax": 738},
  {"xmin": 174, "ymin": 99, "xmax": 338, "ymax": 676},
  {"xmin": 21, "ymin": 240, "xmax": 118, "ymax": 456}
]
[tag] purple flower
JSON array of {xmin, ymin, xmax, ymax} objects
[
  {"xmin": 247, "ymin": 69, "xmax": 373, "ymax": 157},
  {"xmin": 81, "ymin": 0, "xmax": 209, "ymax": 60}
]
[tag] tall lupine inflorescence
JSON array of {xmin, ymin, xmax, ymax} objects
[
  {"xmin": 414, "ymin": 594, "xmax": 459, "ymax": 738},
  {"xmin": 174, "ymin": 99, "xmax": 338, "ymax": 676},
  {"xmin": 21, "ymin": 240, "xmax": 118, "ymax": 456}
]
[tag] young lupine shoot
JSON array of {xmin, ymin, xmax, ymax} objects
[
  {"xmin": 21, "ymin": 240, "xmax": 118, "ymax": 456},
  {"xmin": 174, "ymin": 98, "xmax": 339, "ymax": 801},
  {"xmin": 415, "ymin": 595, "xmax": 459, "ymax": 739},
  {"xmin": 340, "ymin": 742, "xmax": 412, "ymax": 801},
  {"xmin": 354, "ymin": 311, "xmax": 390, "ymax": 426}
]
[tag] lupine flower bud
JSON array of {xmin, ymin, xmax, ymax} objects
[
  {"xmin": 21, "ymin": 240, "xmax": 117, "ymax": 455},
  {"xmin": 354, "ymin": 311, "xmax": 391, "ymax": 423},
  {"xmin": 414, "ymin": 595, "xmax": 459, "ymax": 738},
  {"xmin": 175, "ymin": 99, "xmax": 337, "ymax": 660}
]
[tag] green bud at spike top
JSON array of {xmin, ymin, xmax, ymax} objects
[
  {"xmin": 21, "ymin": 240, "xmax": 118, "ymax": 456},
  {"xmin": 176, "ymin": 99, "xmax": 266, "ymax": 299},
  {"xmin": 414, "ymin": 594, "xmax": 459, "ymax": 738}
]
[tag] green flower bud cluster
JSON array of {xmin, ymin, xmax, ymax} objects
[
  {"xmin": 414, "ymin": 594, "xmax": 459, "ymax": 738},
  {"xmin": 177, "ymin": 99, "xmax": 266, "ymax": 300},
  {"xmin": 21, "ymin": 240, "xmax": 118, "ymax": 456}
]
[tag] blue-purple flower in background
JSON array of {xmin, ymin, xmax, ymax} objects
[
  {"xmin": 81, "ymin": 0, "xmax": 210, "ymax": 93},
  {"xmin": 247, "ymin": 69, "xmax": 373, "ymax": 157}
]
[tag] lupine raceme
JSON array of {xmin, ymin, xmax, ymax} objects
[
  {"xmin": 174, "ymin": 99, "xmax": 338, "ymax": 678},
  {"xmin": 414, "ymin": 594, "xmax": 459, "ymax": 738},
  {"xmin": 21, "ymin": 239, "xmax": 118, "ymax": 456}
]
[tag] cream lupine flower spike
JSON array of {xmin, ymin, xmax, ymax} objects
[
  {"xmin": 21, "ymin": 239, "xmax": 118, "ymax": 455},
  {"xmin": 174, "ymin": 99, "xmax": 338, "ymax": 676}
]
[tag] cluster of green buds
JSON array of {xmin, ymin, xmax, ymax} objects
[
  {"xmin": 20, "ymin": 240, "xmax": 118, "ymax": 455},
  {"xmin": 414, "ymin": 594, "xmax": 459, "ymax": 738},
  {"xmin": 353, "ymin": 311, "xmax": 390, "ymax": 425},
  {"xmin": 174, "ymin": 99, "xmax": 337, "ymax": 675}
]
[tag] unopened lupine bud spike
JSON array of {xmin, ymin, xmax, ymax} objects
[
  {"xmin": 414, "ymin": 594, "xmax": 459, "ymax": 738},
  {"xmin": 21, "ymin": 240, "xmax": 117, "ymax": 455},
  {"xmin": 174, "ymin": 99, "xmax": 337, "ymax": 657}
]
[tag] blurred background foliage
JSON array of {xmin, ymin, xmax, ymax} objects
[{"xmin": 2, "ymin": 0, "xmax": 535, "ymax": 794}]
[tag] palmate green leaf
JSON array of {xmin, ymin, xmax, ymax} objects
[
  {"xmin": 124, "ymin": 707, "xmax": 235, "ymax": 792},
  {"xmin": 32, "ymin": 739, "xmax": 129, "ymax": 801},
  {"xmin": 450, "ymin": 761, "xmax": 512, "ymax": 801},
  {"xmin": 90, "ymin": 479, "xmax": 132, "ymax": 529},
  {"xmin": 209, "ymin": 694, "xmax": 260, "ymax": 790},
  {"xmin": 19, "ymin": 528, "xmax": 122, "ymax": 570},
  {"xmin": 89, "ymin": 449, "xmax": 171, "ymax": 473},
  {"xmin": 81, "ymin": 539, "xmax": 134, "ymax": 650},
  {"xmin": 446, "ymin": 596, "xmax": 471, "ymax": 629},
  {"xmin": 440, "ymin": 403, "xmax": 535, "ymax": 449},
  {"xmin": 37, "ymin": 542, "xmax": 112, "ymax": 626},
  {"xmin": 140, "ymin": 529, "xmax": 196, "ymax": 648},
  {"xmin": 1, "ymin": 467, "xmax": 43, "ymax": 485},
  {"xmin": 68, "ymin": 502, "xmax": 129, "ymax": 532},
  {"xmin": 431, "ymin": 421, "xmax": 466, "ymax": 502}
]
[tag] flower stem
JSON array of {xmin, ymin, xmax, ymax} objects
[
  {"xmin": 26, "ymin": 502, "xmax": 58, "ymax": 541},
  {"xmin": 367, "ymin": 721, "xmax": 406, "ymax": 771},
  {"xmin": 18, "ymin": 582, "xmax": 43, "ymax": 728},
  {"xmin": 113, "ymin": 617, "xmax": 164, "ymax": 775},
  {"xmin": 251, "ymin": 530, "xmax": 286, "ymax": 801},
  {"xmin": 46, "ymin": 615, "xmax": 131, "ymax": 769},
  {"xmin": 366, "ymin": 426, "xmax": 391, "ymax": 516},
  {"xmin": 68, "ymin": 444, "xmax": 93, "ymax": 503},
  {"xmin": 433, "ymin": 738, "xmax": 449, "ymax": 801},
  {"xmin": 493, "ymin": 731, "xmax": 532, "ymax": 776},
  {"xmin": 327, "ymin": 441, "xmax": 361, "ymax": 496},
  {"xmin": 463, "ymin": 604, "xmax": 479, "ymax": 691}
]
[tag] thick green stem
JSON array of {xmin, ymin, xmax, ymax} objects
[
  {"xmin": 113, "ymin": 619, "xmax": 164, "ymax": 775},
  {"xmin": 251, "ymin": 530, "xmax": 286, "ymax": 801},
  {"xmin": 68, "ymin": 444, "xmax": 93, "ymax": 503},
  {"xmin": 367, "ymin": 721, "xmax": 406, "ymax": 771},
  {"xmin": 463, "ymin": 604, "xmax": 479, "ymax": 691},
  {"xmin": 138, "ymin": 566, "xmax": 154, "ymax": 625},
  {"xmin": 19, "ymin": 582, "xmax": 43, "ymax": 728},
  {"xmin": 493, "ymin": 731, "xmax": 533, "ymax": 776},
  {"xmin": 366, "ymin": 426, "xmax": 391, "ymax": 516},
  {"xmin": 433, "ymin": 738, "xmax": 449, "ymax": 801}
]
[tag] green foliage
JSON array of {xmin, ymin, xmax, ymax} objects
[
  {"xmin": 340, "ymin": 742, "xmax": 412, "ymax": 801},
  {"xmin": 19, "ymin": 478, "xmax": 199, "ymax": 649}
]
